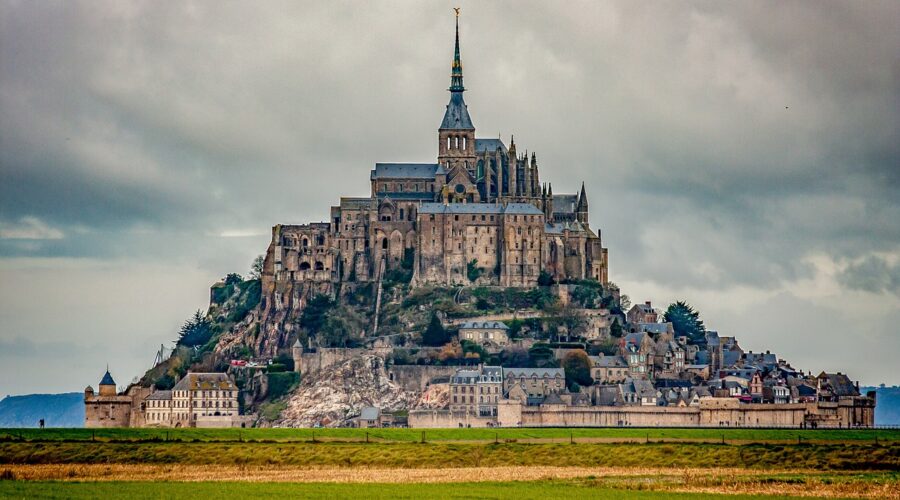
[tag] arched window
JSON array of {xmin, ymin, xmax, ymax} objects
[
  {"xmin": 314, "ymin": 262, "xmax": 324, "ymax": 271},
  {"xmin": 382, "ymin": 238, "xmax": 388, "ymax": 249},
  {"xmin": 447, "ymin": 136, "xmax": 451, "ymax": 150},
  {"xmin": 301, "ymin": 237, "xmax": 309, "ymax": 248},
  {"xmin": 462, "ymin": 136, "xmax": 467, "ymax": 150},
  {"xmin": 454, "ymin": 136, "xmax": 459, "ymax": 149},
  {"xmin": 299, "ymin": 262, "xmax": 311, "ymax": 271}
]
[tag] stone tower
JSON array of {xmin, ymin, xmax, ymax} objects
[
  {"xmin": 98, "ymin": 368, "xmax": 117, "ymax": 396},
  {"xmin": 576, "ymin": 182, "xmax": 589, "ymax": 226},
  {"xmin": 292, "ymin": 339, "xmax": 303, "ymax": 374},
  {"xmin": 437, "ymin": 11, "xmax": 476, "ymax": 175}
]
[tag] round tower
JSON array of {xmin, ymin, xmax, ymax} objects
[
  {"xmin": 292, "ymin": 339, "xmax": 303, "ymax": 374},
  {"xmin": 84, "ymin": 385, "xmax": 94, "ymax": 401}
]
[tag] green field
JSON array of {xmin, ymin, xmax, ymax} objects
[
  {"xmin": 0, "ymin": 480, "xmax": 870, "ymax": 500},
  {"xmin": 1, "ymin": 440, "xmax": 897, "ymax": 470},
  {"xmin": 2, "ymin": 426, "xmax": 897, "ymax": 443}
]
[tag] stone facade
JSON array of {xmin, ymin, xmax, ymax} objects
[
  {"xmin": 250, "ymin": 18, "xmax": 608, "ymax": 354},
  {"xmin": 87, "ymin": 370, "xmax": 244, "ymax": 429}
]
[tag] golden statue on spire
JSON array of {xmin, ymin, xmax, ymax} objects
[{"xmin": 453, "ymin": 7, "xmax": 460, "ymax": 17}]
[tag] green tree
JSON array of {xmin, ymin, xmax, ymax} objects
[
  {"xmin": 527, "ymin": 342, "xmax": 556, "ymax": 368},
  {"xmin": 177, "ymin": 310, "xmax": 212, "ymax": 347},
  {"xmin": 224, "ymin": 273, "xmax": 243, "ymax": 286},
  {"xmin": 562, "ymin": 350, "xmax": 593, "ymax": 388},
  {"xmin": 467, "ymin": 259, "xmax": 483, "ymax": 282},
  {"xmin": 299, "ymin": 295, "xmax": 334, "ymax": 332},
  {"xmin": 422, "ymin": 313, "xmax": 450, "ymax": 347},
  {"xmin": 664, "ymin": 300, "xmax": 706, "ymax": 343},
  {"xmin": 249, "ymin": 254, "xmax": 265, "ymax": 280},
  {"xmin": 537, "ymin": 270, "xmax": 555, "ymax": 287},
  {"xmin": 609, "ymin": 317, "xmax": 624, "ymax": 338}
]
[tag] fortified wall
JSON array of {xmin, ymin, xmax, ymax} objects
[{"xmin": 410, "ymin": 398, "xmax": 873, "ymax": 429}]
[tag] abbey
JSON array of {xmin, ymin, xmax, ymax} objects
[{"xmin": 260, "ymin": 17, "xmax": 608, "ymax": 317}]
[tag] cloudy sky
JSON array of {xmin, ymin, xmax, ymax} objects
[{"xmin": 1, "ymin": 1, "xmax": 898, "ymax": 397}]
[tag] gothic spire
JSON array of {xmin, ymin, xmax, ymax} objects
[{"xmin": 449, "ymin": 8, "xmax": 464, "ymax": 93}]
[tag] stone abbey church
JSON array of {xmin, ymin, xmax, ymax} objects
[{"xmin": 260, "ymin": 17, "xmax": 608, "ymax": 315}]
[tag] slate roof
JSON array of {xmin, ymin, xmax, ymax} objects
[
  {"xmin": 99, "ymin": 370, "xmax": 116, "ymax": 386},
  {"xmin": 451, "ymin": 369, "xmax": 481, "ymax": 384},
  {"xmin": 359, "ymin": 406, "xmax": 380, "ymax": 421},
  {"xmin": 440, "ymin": 92, "xmax": 474, "ymax": 130},
  {"xmin": 475, "ymin": 138, "xmax": 507, "ymax": 153},
  {"xmin": 418, "ymin": 202, "xmax": 543, "ymax": 216},
  {"xmin": 706, "ymin": 331, "xmax": 720, "ymax": 346},
  {"xmin": 542, "ymin": 392, "xmax": 564, "ymax": 405},
  {"xmin": 375, "ymin": 192, "xmax": 436, "ymax": 200},
  {"xmin": 339, "ymin": 197, "xmax": 372, "ymax": 209},
  {"xmin": 819, "ymin": 372, "xmax": 859, "ymax": 397},
  {"xmin": 370, "ymin": 163, "xmax": 446, "ymax": 180},
  {"xmin": 589, "ymin": 355, "xmax": 628, "ymax": 368},
  {"xmin": 459, "ymin": 321, "xmax": 508, "ymax": 330},
  {"xmin": 552, "ymin": 194, "xmax": 578, "ymax": 214},
  {"xmin": 504, "ymin": 367, "xmax": 564, "ymax": 378},
  {"xmin": 638, "ymin": 323, "xmax": 670, "ymax": 335},
  {"xmin": 595, "ymin": 385, "xmax": 621, "ymax": 406},
  {"xmin": 545, "ymin": 221, "xmax": 588, "ymax": 234},
  {"xmin": 419, "ymin": 203, "xmax": 502, "ymax": 214},
  {"xmin": 172, "ymin": 372, "xmax": 236, "ymax": 391},
  {"xmin": 146, "ymin": 390, "xmax": 172, "ymax": 401},
  {"xmin": 503, "ymin": 203, "xmax": 544, "ymax": 215}
]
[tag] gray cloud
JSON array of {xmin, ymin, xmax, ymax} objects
[
  {"xmin": 1, "ymin": 1, "xmax": 898, "ymax": 392},
  {"xmin": 838, "ymin": 256, "xmax": 900, "ymax": 296}
]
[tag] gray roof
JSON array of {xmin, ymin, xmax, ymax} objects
[
  {"xmin": 459, "ymin": 321, "xmax": 508, "ymax": 330},
  {"xmin": 339, "ymin": 197, "xmax": 372, "ymax": 209},
  {"xmin": 440, "ymin": 92, "xmax": 474, "ymax": 130},
  {"xmin": 370, "ymin": 163, "xmax": 445, "ymax": 180},
  {"xmin": 359, "ymin": 406, "xmax": 380, "ymax": 421},
  {"xmin": 452, "ymin": 369, "xmax": 481, "ymax": 384},
  {"xmin": 481, "ymin": 366, "xmax": 503, "ymax": 379},
  {"xmin": 706, "ymin": 331, "xmax": 720, "ymax": 346},
  {"xmin": 146, "ymin": 390, "xmax": 172, "ymax": 401},
  {"xmin": 589, "ymin": 355, "xmax": 628, "ymax": 368},
  {"xmin": 418, "ymin": 202, "xmax": 543, "ymax": 216},
  {"xmin": 595, "ymin": 385, "xmax": 621, "ymax": 406},
  {"xmin": 172, "ymin": 372, "xmax": 236, "ymax": 391},
  {"xmin": 552, "ymin": 194, "xmax": 578, "ymax": 214},
  {"xmin": 375, "ymin": 192, "xmax": 436, "ymax": 200},
  {"xmin": 504, "ymin": 367, "xmax": 564, "ymax": 378},
  {"xmin": 475, "ymin": 138, "xmax": 507, "ymax": 154},
  {"xmin": 638, "ymin": 323, "xmax": 670, "ymax": 335},
  {"xmin": 419, "ymin": 203, "xmax": 502, "ymax": 214},
  {"xmin": 504, "ymin": 203, "xmax": 544, "ymax": 215}
]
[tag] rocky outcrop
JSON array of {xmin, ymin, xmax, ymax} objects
[{"xmin": 273, "ymin": 354, "xmax": 444, "ymax": 427}]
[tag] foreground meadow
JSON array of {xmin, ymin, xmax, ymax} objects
[{"xmin": 1, "ymin": 428, "xmax": 898, "ymax": 498}]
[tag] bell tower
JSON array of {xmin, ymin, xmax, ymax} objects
[{"xmin": 438, "ymin": 9, "xmax": 476, "ymax": 175}]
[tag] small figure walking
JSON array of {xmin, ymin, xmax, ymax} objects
[{"xmin": 39, "ymin": 419, "xmax": 45, "ymax": 429}]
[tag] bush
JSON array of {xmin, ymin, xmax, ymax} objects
[
  {"xmin": 537, "ymin": 270, "xmax": 555, "ymax": 286},
  {"xmin": 422, "ymin": 313, "xmax": 450, "ymax": 347},
  {"xmin": 467, "ymin": 259, "xmax": 483, "ymax": 282},
  {"xmin": 266, "ymin": 363, "xmax": 287, "ymax": 373},
  {"xmin": 267, "ymin": 372, "xmax": 300, "ymax": 400},
  {"xmin": 562, "ymin": 350, "xmax": 593, "ymax": 388}
]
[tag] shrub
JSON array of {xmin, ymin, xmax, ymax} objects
[
  {"xmin": 267, "ymin": 372, "xmax": 300, "ymax": 400},
  {"xmin": 467, "ymin": 259, "xmax": 483, "ymax": 282},
  {"xmin": 562, "ymin": 350, "xmax": 593, "ymax": 388},
  {"xmin": 537, "ymin": 270, "xmax": 555, "ymax": 286},
  {"xmin": 422, "ymin": 313, "xmax": 450, "ymax": 347}
]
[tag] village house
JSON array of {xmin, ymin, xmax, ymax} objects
[{"xmin": 458, "ymin": 321, "xmax": 510, "ymax": 351}]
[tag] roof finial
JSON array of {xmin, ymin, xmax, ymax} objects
[{"xmin": 449, "ymin": 8, "xmax": 464, "ymax": 93}]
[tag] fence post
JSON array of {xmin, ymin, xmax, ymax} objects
[
  {"xmin": 366, "ymin": 431, "xmax": 369, "ymax": 444},
  {"xmin": 421, "ymin": 431, "xmax": 425, "ymax": 444}
]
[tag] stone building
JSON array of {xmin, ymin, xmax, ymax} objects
[
  {"xmin": 84, "ymin": 370, "xmax": 132, "ymax": 428},
  {"xmin": 502, "ymin": 368, "xmax": 565, "ymax": 399},
  {"xmin": 143, "ymin": 372, "xmax": 241, "ymax": 428},
  {"xmin": 449, "ymin": 365, "xmax": 503, "ymax": 417},
  {"xmin": 458, "ymin": 321, "xmax": 510, "ymax": 350},
  {"xmin": 253, "ymin": 15, "xmax": 608, "ymax": 353}
]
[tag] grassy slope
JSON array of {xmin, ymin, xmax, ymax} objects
[
  {"xmin": 1, "ymin": 441, "xmax": 897, "ymax": 470},
  {"xmin": 0, "ymin": 481, "xmax": 837, "ymax": 500},
  {"xmin": 2, "ymin": 427, "xmax": 898, "ymax": 443}
]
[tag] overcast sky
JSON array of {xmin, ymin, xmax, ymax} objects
[{"xmin": 1, "ymin": 1, "xmax": 898, "ymax": 397}]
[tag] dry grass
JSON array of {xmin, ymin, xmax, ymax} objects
[{"xmin": 2, "ymin": 464, "xmax": 898, "ymax": 498}]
